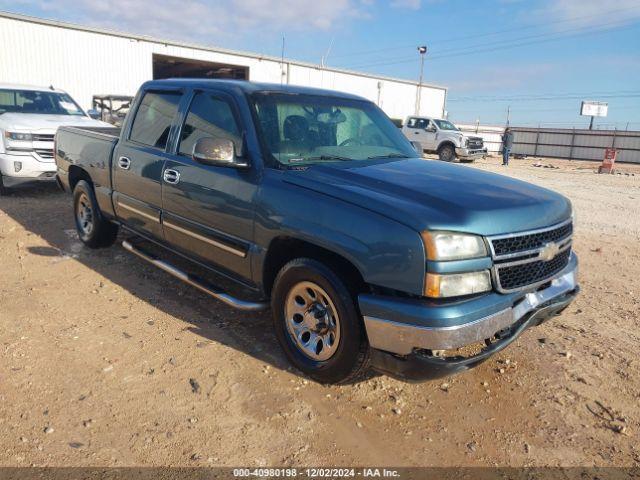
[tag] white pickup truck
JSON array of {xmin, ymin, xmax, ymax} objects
[
  {"xmin": 402, "ymin": 116, "xmax": 487, "ymax": 162},
  {"xmin": 0, "ymin": 84, "xmax": 109, "ymax": 195}
]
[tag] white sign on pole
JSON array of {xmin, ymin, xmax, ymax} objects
[{"xmin": 580, "ymin": 101, "xmax": 608, "ymax": 117}]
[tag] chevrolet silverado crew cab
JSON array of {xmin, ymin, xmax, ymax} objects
[
  {"xmin": 55, "ymin": 80, "xmax": 578, "ymax": 384},
  {"xmin": 403, "ymin": 116, "xmax": 487, "ymax": 162},
  {"xmin": 0, "ymin": 83, "xmax": 110, "ymax": 194}
]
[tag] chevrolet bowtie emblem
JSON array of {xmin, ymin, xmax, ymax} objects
[{"xmin": 539, "ymin": 241, "xmax": 560, "ymax": 261}]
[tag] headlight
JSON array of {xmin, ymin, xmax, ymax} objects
[
  {"xmin": 425, "ymin": 271, "xmax": 492, "ymax": 298},
  {"xmin": 5, "ymin": 132, "xmax": 33, "ymax": 141},
  {"xmin": 421, "ymin": 231, "xmax": 487, "ymax": 261}
]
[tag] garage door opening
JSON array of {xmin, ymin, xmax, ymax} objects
[{"xmin": 152, "ymin": 54, "xmax": 249, "ymax": 80}]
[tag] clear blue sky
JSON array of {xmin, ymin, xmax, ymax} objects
[{"xmin": 2, "ymin": 0, "xmax": 639, "ymax": 128}]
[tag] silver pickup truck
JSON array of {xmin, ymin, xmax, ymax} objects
[{"xmin": 402, "ymin": 116, "xmax": 487, "ymax": 162}]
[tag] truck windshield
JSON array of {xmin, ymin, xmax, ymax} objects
[
  {"xmin": 251, "ymin": 93, "xmax": 416, "ymax": 166},
  {"xmin": 0, "ymin": 89, "xmax": 85, "ymax": 116},
  {"xmin": 433, "ymin": 120, "xmax": 460, "ymax": 131}
]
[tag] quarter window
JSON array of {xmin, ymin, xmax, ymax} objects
[
  {"xmin": 129, "ymin": 91, "xmax": 182, "ymax": 150},
  {"xmin": 178, "ymin": 93, "xmax": 241, "ymax": 157}
]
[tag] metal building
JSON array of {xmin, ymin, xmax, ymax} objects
[{"xmin": 0, "ymin": 11, "xmax": 447, "ymax": 121}]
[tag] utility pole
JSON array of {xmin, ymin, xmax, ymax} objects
[
  {"xmin": 415, "ymin": 45, "xmax": 427, "ymax": 115},
  {"xmin": 280, "ymin": 34, "xmax": 286, "ymax": 85},
  {"xmin": 506, "ymin": 105, "xmax": 511, "ymax": 126}
]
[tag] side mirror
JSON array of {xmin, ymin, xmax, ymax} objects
[
  {"xmin": 425, "ymin": 125, "xmax": 436, "ymax": 133},
  {"xmin": 87, "ymin": 109, "xmax": 101, "ymax": 120},
  {"xmin": 193, "ymin": 137, "xmax": 249, "ymax": 168}
]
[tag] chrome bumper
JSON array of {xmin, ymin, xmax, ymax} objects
[
  {"xmin": 364, "ymin": 254, "xmax": 578, "ymax": 355},
  {"xmin": 455, "ymin": 147, "xmax": 487, "ymax": 159}
]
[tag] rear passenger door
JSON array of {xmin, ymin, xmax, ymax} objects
[
  {"xmin": 112, "ymin": 89, "xmax": 183, "ymax": 239},
  {"xmin": 160, "ymin": 89, "xmax": 257, "ymax": 281}
]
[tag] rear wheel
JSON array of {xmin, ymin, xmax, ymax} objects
[
  {"xmin": 73, "ymin": 180, "xmax": 118, "ymax": 248},
  {"xmin": 438, "ymin": 144, "xmax": 457, "ymax": 162},
  {"xmin": 271, "ymin": 258, "xmax": 370, "ymax": 384}
]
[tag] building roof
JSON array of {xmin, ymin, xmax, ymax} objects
[{"xmin": 0, "ymin": 10, "xmax": 447, "ymax": 92}]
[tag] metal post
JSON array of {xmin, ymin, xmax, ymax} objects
[
  {"xmin": 534, "ymin": 125, "xmax": 540, "ymax": 157},
  {"xmin": 280, "ymin": 35, "xmax": 286, "ymax": 85},
  {"xmin": 568, "ymin": 128, "xmax": 575, "ymax": 160},
  {"xmin": 415, "ymin": 46, "xmax": 427, "ymax": 115},
  {"xmin": 589, "ymin": 116, "xmax": 594, "ymax": 130},
  {"xmin": 506, "ymin": 105, "xmax": 511, "ymax": 126}
]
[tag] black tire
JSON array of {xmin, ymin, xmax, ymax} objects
[
  {"xmin": 0, "ymin": 174, "xmax": 8, "ymax": 196},
  {"xmin": 73, "ymin": 180, "xmax": 118, "ymax": 248},
  {"xmin": 271, "ymin": 258, "xmax": 370, "ymax": 384},
  {"xmin": 438, "ymin": 144, "xmax": 457, "ymax": 162}
]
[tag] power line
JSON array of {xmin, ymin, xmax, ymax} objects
[
  {"xmin": 427, "ymin": 20, "xmax": 638, "ymax": 60},
  {"xmin": 336, "ymin": 17, "xmax": 639, "ymax": 70},
  {"xmin": 448, "ymin": 93, "xmax": 640, "ymax": 102},
  {"xmin": 328, "ymin": 5, "xmax": 640, "ymax": 61}
]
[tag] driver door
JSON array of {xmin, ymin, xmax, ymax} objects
[{"xmin": 406, "ymin": 117, "xmax": 436, "ymax": 151}]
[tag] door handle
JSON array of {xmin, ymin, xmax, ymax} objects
[
  {"xmin": 414, "ymin": 131, "xmax": 420, "ymax": 134},
  {"xmin": 117, "ymin": 156, "xmax": 131, "ymax": 170},
  {"xmin": 163, "ymin": 168, "xmax": 180, "ymax": 185}
]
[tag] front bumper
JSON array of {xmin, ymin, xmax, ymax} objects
[
  {"xmin": 0, "ymin": 152, "xmax": 57, "ymax": 185},
  {"xmin": 456, "ymin": 147, "xmax": 487, "ymax": 159},
  {"xmin": 360, "ymin": 252, "xmax": 579, "ymax": 381}
]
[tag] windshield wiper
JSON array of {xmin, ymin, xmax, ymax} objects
[
  {"xmin": 366, "ymin": 153, "xmax": 411, "ymax": 159},
  {"xmin": 305, "ymin": 155, "xmax": 353, "ymax": 162}
]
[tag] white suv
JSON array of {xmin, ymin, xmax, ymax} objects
[
  {"xmin": 0, "ymin": 84, "xmax": 109, "ymax": 194},
  {"xmin": 402, "ymin": 116, "xmax": 487, "ymax": 162}
]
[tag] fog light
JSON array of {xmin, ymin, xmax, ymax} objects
[{"xmin": 14, "ymin": 161, "xmax": 22, "ymax": 172}]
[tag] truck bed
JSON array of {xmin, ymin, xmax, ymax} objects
[
  {"xmin": 55, "ymin": 125, "xmax": 122, "ymax": 198},
  {"xmin": 58, "ymin": 125, "xmax": 121, "ymax": 140}
]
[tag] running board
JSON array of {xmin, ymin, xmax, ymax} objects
[{"xmin": 121, "ymin": 240, "xmax": 269, "ymax": 312}]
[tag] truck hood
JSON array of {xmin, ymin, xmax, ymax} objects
[
  {"xmin": 283, "ymin": 158, "xmax": 571, "ymax": 236},
  {"xmin": 0, "ymin": 113, "xmax": 111, "ymax": 132}
]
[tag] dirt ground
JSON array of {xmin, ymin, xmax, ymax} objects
[{"xmin": 1, "ymin": 155, "xmax": 639, "ymax": 468}]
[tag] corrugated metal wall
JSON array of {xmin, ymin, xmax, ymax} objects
[
  {"xmin": 459, "ymin": 124, "xmax": 640, "ymax": 164},
  {"xmin": 0, "ymin": 14, "xmax": 446, "ymax": 121}
]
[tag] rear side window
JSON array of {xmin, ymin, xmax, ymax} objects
[
  {"xmin": 178, "ymin": 92, "xmax": 241, "ymax": 157},
  {"xmin": 407, "ymin": 117, "xmax": 428, "ymax": 129},
  {"xmin": 129, "ymin": 91, "xmax": 182, "ymax": 150}
]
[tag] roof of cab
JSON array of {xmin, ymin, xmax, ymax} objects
[
  {"xmin": 141, "ymin": 79, "xmax": 369, "ymax": 102},
  {"xmin": 0, "ymin": 83, "xmax": 66, "ymax": 93}
]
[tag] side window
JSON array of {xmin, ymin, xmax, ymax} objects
[
  {"xmin": 129, "ymin": 91, "xmax": 182, "ymax": 150},
  {"xmin": 178, "ymin": 93, "xmax": 241, "ymax": 157},
  {"xmin": 407, "ymin": 118, "xmax": 428, "ymax": 129}
]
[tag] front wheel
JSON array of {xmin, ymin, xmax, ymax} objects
[
  {"xmin": 271, "ymin": 258, "xmax": 370, "ymax": 384},
  {"xmin": 438, "ymin": 144, "xmax": 457, "ymax": 162},
  {"xmin": 0, "ymin": 174, "xmax": 8, "ymax": 196},
  {"xmin": 73, "ymin": 180, "xmax": 118, "ymax": 248}
]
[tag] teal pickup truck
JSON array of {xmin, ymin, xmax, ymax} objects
[{"xmin": 55, "ymin": 79, "xmax": 579, "ymax": 383}]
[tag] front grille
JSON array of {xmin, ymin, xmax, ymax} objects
[
  {"xmin": 497, "ymin": 249, "xmax": 571, "ymax": 291},
  {"xmin": 492, "ymin": 222, "xmax": 573, "ymax": 257},
  {"xmin": 32, "ymin": 134, "xmax": 55, "ymax": 142},
  {"xmin": 35, "ymin": 148, "xmax": 54, "ymax": 159},
  {"xmin": 489, "ymin": 220, "xmax": 573, "ymax": 292},
  {"xmin": 467, "ymin": 137, "xmax": 483, "ymax": 149}
]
